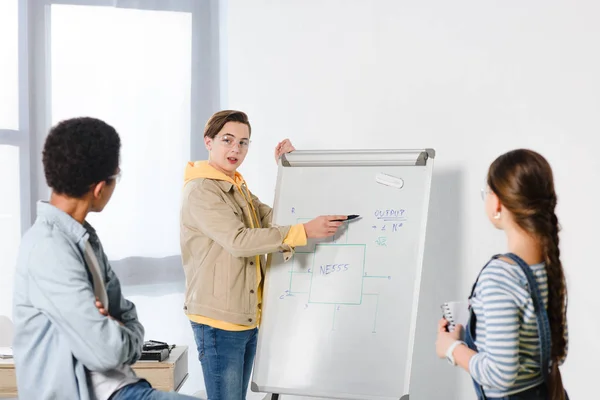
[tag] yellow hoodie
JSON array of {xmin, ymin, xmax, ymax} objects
[{"xmin": 182, "ymin": 161, "xmax": 306, "ymax": 331}]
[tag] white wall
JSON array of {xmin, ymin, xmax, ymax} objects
[{"xmin": 222, "ymin": 1, "xmax": 600, "ymax": 399}]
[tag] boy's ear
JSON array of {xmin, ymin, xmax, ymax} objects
[{"xmin": 92, "ymin": 181, "xmax": 106, "ymax": 199}]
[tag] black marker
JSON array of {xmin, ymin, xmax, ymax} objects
[{"xmin": 333, "ymin": 214, "xmax": 360, "ymax": 222}]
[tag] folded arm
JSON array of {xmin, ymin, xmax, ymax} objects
[{"xmin": 28, "ymin": 237, "xmax": 144, "ymax": 371}]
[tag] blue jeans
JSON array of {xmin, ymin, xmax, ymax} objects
[
  {"xmin": 190, "ymin": 322, "xmax": 258, "ymax": 400},
  {"xmin": 111, "ymin": 380, "xmax": 198, "ymax": 399}
]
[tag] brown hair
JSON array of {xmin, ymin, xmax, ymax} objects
[
  {"xmin": 488, "ymin": 149, "xmax": 567, "ymax": 400},
  {"xmin": 204, "ymin": 110, "xmax": 251, "ymax": 139}
]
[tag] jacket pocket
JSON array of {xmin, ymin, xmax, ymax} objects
[{"xmin": 212, "ymin": 262, "xmax": 228, "ymax": 300}]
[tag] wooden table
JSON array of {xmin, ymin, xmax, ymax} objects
[
  {"xmin": 0, "ymin": 346, "xmax": 188, "ymax": 398},
  {"xmin": 132, "ymin": 345, "xmax": 189, "ymax": 392},
  {"xmin": 0, "ymin": 357, "xmax": 16, "ymax": 399}
]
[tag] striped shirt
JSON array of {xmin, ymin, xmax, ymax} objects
[{"xmin": 468, "ymin": 258, "xmax": 568, "ymax": 398}]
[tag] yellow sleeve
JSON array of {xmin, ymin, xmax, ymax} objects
[{"xmin": 283, "ymin": 224, "xmax": 307, "ymax": 247}]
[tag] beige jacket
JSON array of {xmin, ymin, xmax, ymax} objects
[{"xmin": 180, "ymin": 161, "xmax": 305, "ymax": 326}]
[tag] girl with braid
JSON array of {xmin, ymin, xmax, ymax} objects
[{"xmin": 436, "ymin": 149, "xmax": 569, "ymax": 399}]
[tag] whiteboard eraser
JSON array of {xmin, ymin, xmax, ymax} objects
[{"xmin": 375, "ymin": 173, "xmax": 404, "ymax": 189}]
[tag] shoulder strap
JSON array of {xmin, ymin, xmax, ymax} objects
[
  {"xmin": 468, "ymin": 254, "xmax": 502, "ymax": 298},
  {"xmin": 502, "ymin": 252, "xmax": 551, "ymax": 383}
]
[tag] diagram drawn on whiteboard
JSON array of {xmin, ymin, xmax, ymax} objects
[{"xmin": 277, "ymin": 217, "xmax": 393, "ymax": 333}]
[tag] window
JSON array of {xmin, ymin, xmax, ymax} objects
[
  {"xmin": 51, "ymin": 5, "xmax": 192, "ymax": 259},
  {"xmin": 0, "ymin": 0, "xmax": 18, "ymax": 130},
  {"xmin": 0, "ymin": 0, "xmax": 21, "ymax": 317},
  {"xmin": 0, "ymin": 146, "xmax": 21, "ymax": 296}
]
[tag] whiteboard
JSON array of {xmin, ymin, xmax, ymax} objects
[{"xmin": 252, "ymin": 149, "xmax": 435, "ymax": 400}]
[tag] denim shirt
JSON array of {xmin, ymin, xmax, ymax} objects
[{"xmin": 12, "ymin": 202, "xmax": 145, "ymax": 400}]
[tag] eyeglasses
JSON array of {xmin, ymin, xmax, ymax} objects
[
  {"xmin": 107, "ymin": 171, "xmax": 122, "ymax": 184},
  {"xmin": 480, "ymin": 187, "xmax": 490, "ymax": 201},
  {"xmin": 215, "ymin": 134, "xmax": 251, "ymax": 151}
]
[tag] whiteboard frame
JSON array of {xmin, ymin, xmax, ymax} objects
[{"xmin": 253, "ymin": 148, "xmax": 435, "ymax": 400}]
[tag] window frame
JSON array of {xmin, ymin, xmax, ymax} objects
[
  {"xmin": 0, "ymin": 0, "xmax": 32, "ymax": 234},
  {"xmin": 27, "ymin": 0, "xmax": 217, "ymax": 224}
]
